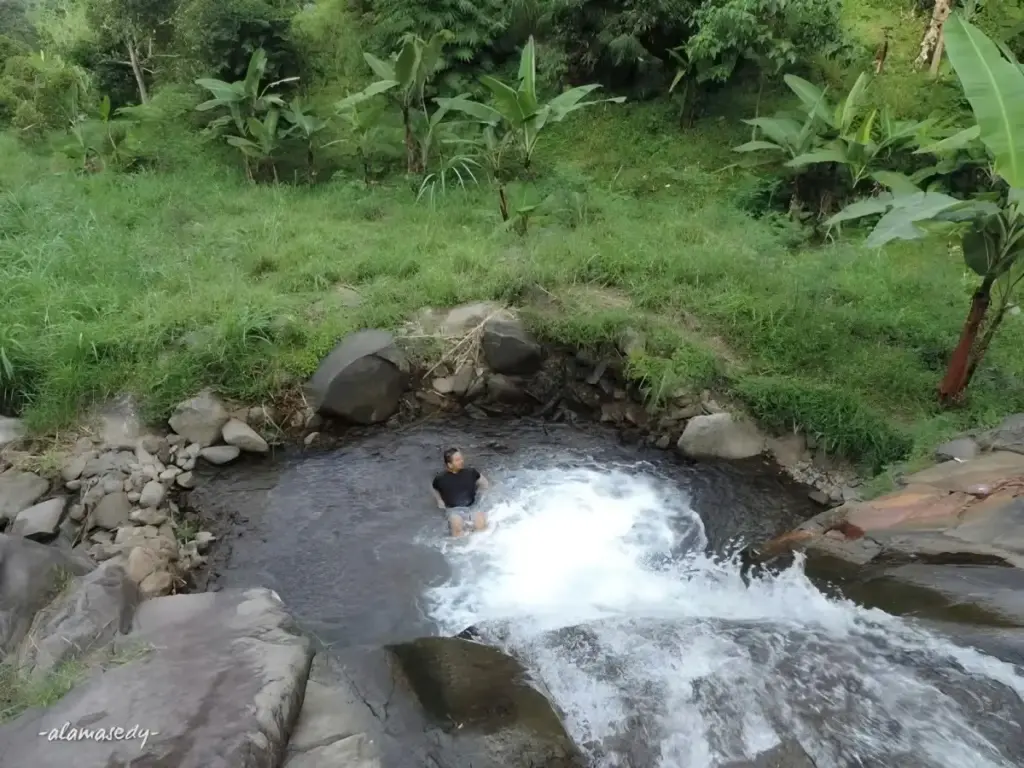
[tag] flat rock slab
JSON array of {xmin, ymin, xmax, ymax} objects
[
  {"xmin": 950, "ymin": 496, "xmax": 1024, "ymax": 557},
  {"xmin": 845, "ymin": 486, "xmax": 971, "ymax": 532},
  {"xmin": 0, "ymin": 588, "xmax": 313, "ymax": 768},
  {"xmin": 865, "ymin": 564, "xmax": 1024, "ymax": 627},
  {"xmin": 16, "ymin": 560, "xmax": 139, "ymax": 677},
  {"xmin": 0, "ymin": 534, "xmax": 92, "ymax": 655},
  {"xmin": 903, "ymin": 451, "xmax": 1024, "ymax": 493}
]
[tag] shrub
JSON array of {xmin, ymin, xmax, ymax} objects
[
  {"xmin": 0, "ymin": 53, "xmax": 92, "ymax": 135},
  {"xmin": 172, "ymin": 0, "xmax": 304, "ymax": 85}
]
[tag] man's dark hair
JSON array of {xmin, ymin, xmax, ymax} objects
[{"xmin": 443, "ymin": 447, "xmax": 460, "ymax": 466}]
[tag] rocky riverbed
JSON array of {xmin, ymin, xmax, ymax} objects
[{"xmin": 2, "ymin": 303, "xmax": 1023, "ymax": 767}]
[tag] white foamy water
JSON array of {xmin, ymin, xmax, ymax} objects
[{"xmin": 424, "ymin": 466, "xmax": 1024, "ymax": 768}]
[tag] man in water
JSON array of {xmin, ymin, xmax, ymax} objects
[{"xmin": 431, "ymin": 447, "xmax": 489, "ymax": 537}]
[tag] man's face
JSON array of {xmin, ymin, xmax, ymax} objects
[{"xmin": 447, "ymin": 452, "xmax": 464, "ymax": 471}]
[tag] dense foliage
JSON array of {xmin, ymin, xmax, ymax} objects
[{"xmin": 3, "ymin": 0, "xmax": 1024, "ymax": 475}]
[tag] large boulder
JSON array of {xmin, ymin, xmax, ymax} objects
[
  {"xmin": 978, "ymin": 413, "xmax": 1024, "ymax": 454},
  {"xmin": 0, "ymin": 534, "xmax": 93, "ymax": 655},
  {"xmin": 676, "ymin": 412, "xmax": 766, "ymax": 460},
  {"xmin": 168, "ymin": 390, "xmax": 230, "ymax": 447},
  {"xmin": 15, "ymin": 560, "xmax": 139, "ymax": 677},
  {"xmin": 10, "ymin": 496, "xmax": 67, "ymax": 541},
  {"xmin": 0, "ymin": 588, "xmax": 314, "ymax": 768},
  {"xmin": 309, "ymin": 636, "xmax": 585, "ymax": 768},
  {"xmin": 481, "ymin": 316, "xmax": 543, "ymax": 376},
  {"xmin": 0, "ymin": 468, "xmax": 49, "ymax": 527},
  {"xmin": 306, "ymin": 330, "xmax": 409, "ymax": 424},
  {"xmin": 0, "ymin": 415, "xmax": 26, "ymax": 449}
]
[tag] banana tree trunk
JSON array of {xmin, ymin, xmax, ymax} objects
[
  {"xmin": 402, "ymin": 106, "xmax": 420, "ymax": 174},
  {"xmin": 498, "ymin": 185, "xmax": 510, "ymax": 222},
  {"xmin": 938, "ymin": 277, "xmax": 993, "ymax": 405},
  {"xmin": 916, "ymin": 0, "xmax": 952, "ymax": 70},
  {"xmin": 964, "ymin": 301, "xmax": 1010, "ymax": 389},
  {"xmin": 127, "ymin": 39, "xmax": 149, "ymax": 104}
]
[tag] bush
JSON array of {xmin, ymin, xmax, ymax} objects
[
  {"xmin": 0, "ymin": 53, "xmax": 92, "ymax": 134},
  {"xmin": 548, "ymin": 0, "xmax": 848, "ymax": 99},
  {"xmin": 172, "ymin": 0, "xmax": 304, "ymax": 84}
]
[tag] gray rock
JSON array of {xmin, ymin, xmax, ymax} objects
[
  {"xmin": 935, "ymin": 436, "xmax": 980, "ymax": 462},
  {"xmin": 89, "ymin": 491, "xmax": 133, "ymax": 530},
  {"xmin": 0, "ymin": 588, "xmax": 314, "ymax": 768},
  {"xmin": 201, "ymin": 445, "xmax": 241, "ymax": 465},
  {"xmin": 486, "ymin": 373, "xmax": 527, "ymax": 403},
  {"xmin": 16, "ymin": 560, "xmax": 139, "ymax": 677},
  {"xmin": 0, "ymin": 468, "xmax": 49, "ymax": 526},
  {"xmin": 863, "ymin": 564, "xmax": 1024, "ymax": 627},
  {"xmin": 61, "ymin": 452, "xmax": 92, "ymax": 482},
  {"xmin": 95, "ymin": 393, "xmax": 143, "ymax": 449},
  {"xmin": 0, "ymin": 534, "xmax": 92, "ymax": 654},
  {"xmin": 284, "ymin": 677, "xmax": 384, "ymax": 768},
  {"xmin": 139, "ymin": 479, "xmax": 166, "ymax": 508},
  {"xmin": 0, "ymin": 415, "xmax": 26, "ymax": 448},
  {"xmin": 130, "ymin": 507, "xmax": 168, "ymax": 526},
  {"xmin": 176, "ymin": 471, "xmax": 195, "ymax": 489},
  {"xmin": 978, "ymin": 413, "xmax": 1024, "ymax": 454},
  {"xmin": 481, "ymin": 316, "xmax": 543, "ymax": 375},
  {"xmin": 306, "ymin": 330, "xmax": 409, "ymax": 424},
  {"xmin": 222, "ymin": 418, "xmax": 269, "ymax": 453},
  {"xmin": 81, "ymin": 450, "xmax": 133, "ymax": 479},
  {"xmin": 11, "ymin": 496, "xmax": 67, "ymax": 541},
  {"xmin": 677, "ymin": 412, "xmax": 766, "ymax": 460},
  {"xmin": 321, "ymin": 637, "xmax": 584, "ymax": 768},
  {"xmin": 168, "ymin": 389, "xmax": 230, "ymax": 447}
]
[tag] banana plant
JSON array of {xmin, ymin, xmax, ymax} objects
[
  {"xmin": 360, "ymin": 31, "xmax": 453, "ymax": 174},
  {"xmin": 282, "ymin": 98, "xmax": 328, "ymax": 182},
  {"xmin": 436, "ymin": 36, "xmax": 626, "ymax": 170},
  {"xmin": 739, "ymin": 72, "xmax": 934, "ymax": 189},
  {"xmin": 226, "ymin": 110, "xmax": 286, "ymax": 182},
  {"xmin": 194, "ymin": 48, "xmax": 297, "ymax": 136},
  {"xmin": 334, "ymin": 94, "xmax": 400, "ymax": 185},
  {"xmin": 826, "ymin": 14, "xmax": 1024, "ymax": 405}
]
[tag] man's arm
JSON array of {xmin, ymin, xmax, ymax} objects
[
  {"xmin": 475, "ymin": 471, "xmax": 489, "ymax": 493},
  {"xmin": 431, "ymin": 477, "xmax": 446, "ymax": 509}
]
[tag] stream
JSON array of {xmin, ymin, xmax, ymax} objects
[{"xmin": 194, "ymin": 419, "xmax": 1024, "ymax": 768}]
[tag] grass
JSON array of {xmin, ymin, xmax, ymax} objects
[
  {"xmin": 1, "ymin": 12, "xmax": 1023, "ymax": 477},
  {"xmin": 0, "ymin": 658, "xmax": 86, "ymax": 722}
]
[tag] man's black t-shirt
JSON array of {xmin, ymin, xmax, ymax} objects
[{"xmin": 433, "ymin": 468, "xmax": 480, "ymax": 508}]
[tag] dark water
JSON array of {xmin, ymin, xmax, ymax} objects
[
  {"xmin": 192, "ymin": 418, "xmax": 1024, "ymax": 768},
  {"xmin": 194, "ymin": 419, "xmax": 818, "ymax": 648}
]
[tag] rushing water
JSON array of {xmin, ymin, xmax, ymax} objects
[{"xmin": 199, "ymin": 420, "xmax": 1024, "ymax": 768}]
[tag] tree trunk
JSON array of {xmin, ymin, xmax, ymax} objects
[
  {"xmin": 402, "ymin": 106, "xmax": 420, "ymax": 174},
  {"xmin": 127, "ymin": 39, "xmax": 149, "ymax": 104},
  {"xmin": 964, "ymin": 302, "xmax": 1010, "ymax": 388},
  {"xmin": 938, "ymin": 278, "xmax": 993, "ymax": 405},
  {"xmin": 498, "ymin": 185, "xmax": 510, "ymax": 222},
  {"xmin": 916, "ymin": 0, "xmax": 952, "ymax": 70},
  {"xmin": 928, "ymin": 32, "xmax": 945, "ymax": 77}
]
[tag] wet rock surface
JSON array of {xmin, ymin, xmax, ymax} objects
[
  {"xmin": 0, "ymin": 588, "xmax": 313, "ymax": 768},
  {"xmin": 756, "ymin": 447, "xmax": 1024, "ymax": 627},
  {"xmin": 283, "ymin": 638, "xmax": 584, "ymax": 768}
]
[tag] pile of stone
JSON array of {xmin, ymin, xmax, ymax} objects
[{"xmin": 0, "ymin": 389, "xmax": 270, "ymax": 599}]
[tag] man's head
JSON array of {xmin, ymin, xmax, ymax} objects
[{"xmin": 443, "ymin": 447, "xmax": 464, "ymax": 471}]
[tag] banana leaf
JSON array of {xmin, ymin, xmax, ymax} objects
[{"xmin": 943, "ymin": 14, "xmax": 1024, "ymax": 187}]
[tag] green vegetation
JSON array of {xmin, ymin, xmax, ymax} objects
[
  {"xmin": 0, "ymin": 659, "xmax": 86, "ymax": 722},
  {"xmin": 2, "ymin": 0, "xmax": 1024, "ymax": 478}
]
